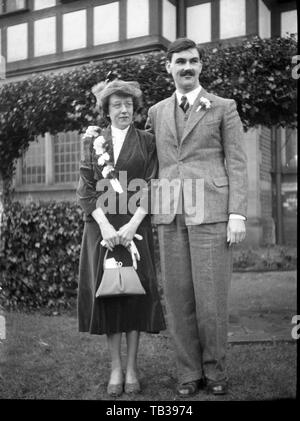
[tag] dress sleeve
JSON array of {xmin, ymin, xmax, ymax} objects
[
  {"xmin": 139, "ymin": 132, "xmax": 158, "ymax": 213},
  {"xmin": 76, "ymin": 136, "xmax": 99, "ymax": 216}
]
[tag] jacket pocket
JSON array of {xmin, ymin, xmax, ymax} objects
[{"xmin": 213, "ymin": 176, "xmax": 229, "ymax": 187}]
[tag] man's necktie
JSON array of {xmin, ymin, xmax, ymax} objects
[{"xmin": 179, "ymin": 95, "xmax": 189, "ymax": 113}]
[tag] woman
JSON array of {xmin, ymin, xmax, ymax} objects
[{"xmin": 77, "ymin": 79, "xmax": 165, "ymax": 397}]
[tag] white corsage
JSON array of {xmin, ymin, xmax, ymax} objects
[
  {"xmin": 83, "ymin": 125, "xmax": 101, "ymax": 139},
  {"xmin": 97, "ymin": 151, "xmax": 110, "ymax": 166},
  {"xmin": 102, "ymin": 164, "xmax": 114, "ymax": 178},
  {"xmin": 93, "ymin": 136, "xmax": 124, "ymax": 194},
  {"xmin": 93, "ymin": 135, "xmax": 106, "ymax": 155},
  {"xmin": 196, "ymin": 97, "xmax": 212, "ymax": 112}
]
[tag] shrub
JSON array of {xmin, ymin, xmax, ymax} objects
[{"xmin": 0, "ymin": 201, "xmax": 84, "ymax": 311}]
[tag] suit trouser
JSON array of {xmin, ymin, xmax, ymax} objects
[{"xmin": 157, "ymin": 213, "xmax": 233, "ymax": 383}]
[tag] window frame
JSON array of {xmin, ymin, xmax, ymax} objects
[{"xmin": 0, "ymin": 0, "xmax": 29, "ymax": 17}]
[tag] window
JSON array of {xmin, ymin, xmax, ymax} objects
[
  {"xmin": 21, "ymin": 136, "xmax": 46, "ymax": 185},
  {"xmin": 281, "ymin": 10, "xmax": 297, "ymax": 38},
  {"xmin": 220, "ymin": 0, "xmax": 246, "ymax": 39},
  {"xmin": 0, "ymin": 0, "xmax": 27, "ymax": 15},
  {"xmin": 127, "ymin": 0, "xmax": 149, "ymax": 39},
  {"xmin": 281, "ymin": 128, "xmax": 298, "ymax": 172},
  {"xmin": 54, "ymin": 132, "xmax": 81, "ymax": 183},
  {"xmin": 187, "ymin": 3, "xmax": 211, "ymax": 44},
  {"xmin": 94, "ymin": 3, "xmax": 119, "ymax": 45},
  {"xmin": 7, "ymin": 23, "xmax": 28, "ymax": 62},
  {"xmin": 63, "ymin": 9, "xmax": 86, "ymax": 51},
  {"xmin": 258, "ymin": 0, "xmax": 271, "ymax": 39},
  {"xmin": 162, "ymin": 0, "xmax": 176, "ymax": 42},
  {"xmin": 34, "ymin": 17, "xmax": 56, "ymax": 56},
  {"xmin": 34, "ymin": 0, "xmax": 56, "ymax": 10}
]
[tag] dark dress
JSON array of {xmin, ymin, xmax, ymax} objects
[{"xmin": 77, "ymin": 124, "xmax": 166, "ymax": 335}]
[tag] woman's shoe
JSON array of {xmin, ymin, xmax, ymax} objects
[
  {"xmin": 124, "ymin": 380, "xmax": 141, "ymax": 395},
  {"xmin": 107, "ymin": 382, "xmax": 123, "ymax": 397}
]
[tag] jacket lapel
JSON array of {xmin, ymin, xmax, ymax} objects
[
  {"xmin": 181, "ymin": 89, "xmax": 213, "ymax": 144},
  {"xmin": 162, "ymin": 93, "xmax": 177, "ymax": 145}
]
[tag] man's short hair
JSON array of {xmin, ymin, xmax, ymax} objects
[{"xmin": 166, "ymin": 38, "xmax": 203, "ymax": 62}]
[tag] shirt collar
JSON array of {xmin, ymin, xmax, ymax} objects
[{"xmin": 176, "ymin": 85, "xmax": 202, "ymax": 106}]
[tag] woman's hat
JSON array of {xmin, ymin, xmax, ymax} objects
[{"xmin": 92, "ymin": 79, "xmax": 142, "ymax": 107}]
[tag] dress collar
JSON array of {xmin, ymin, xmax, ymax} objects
[{"xmin": 111, "ymin": 124, "xmax": 130, "ymax": 142}]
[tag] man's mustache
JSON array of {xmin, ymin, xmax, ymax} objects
[{"xmin": 180, "ymin": 70, "xmax": 195, "ymax": 77}]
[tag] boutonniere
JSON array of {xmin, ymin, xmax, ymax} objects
[
  {"xmin": 196, "ymin": 97, "xmax": 212, "ymax": 112},
  {"xmin": 83, "ymin": 126, "xmax": 123, "ymax": 193}
]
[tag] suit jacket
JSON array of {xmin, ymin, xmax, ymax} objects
[{"xmin": 146, "ymin": 88, "xmax": 248, "ymax": 225}]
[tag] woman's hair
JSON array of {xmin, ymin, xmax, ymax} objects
[{"xmin": 92, "ymin": 80, "xmax": 143, "ymax": 119}]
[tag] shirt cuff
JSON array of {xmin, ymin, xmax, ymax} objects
[{"xmin": 229, "ymin": 213, "xmax": 246, "ymax": 220}]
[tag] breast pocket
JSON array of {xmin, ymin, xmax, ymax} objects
[{"xmin": 200, "ymin": 119, "xmax": 222, "ymax": 127}]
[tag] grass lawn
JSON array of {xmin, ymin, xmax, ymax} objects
[{"xmin": 0, "ymin": 311, "xmax": 296, "ymax": 401}]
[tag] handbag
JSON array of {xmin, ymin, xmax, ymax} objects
[{"xmin": 95, "ymin": 248, "xmax": 146, "ymax": 298}]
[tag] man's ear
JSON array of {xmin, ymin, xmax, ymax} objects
[{"xmin": 165, "ymin": 61, "xmax": 171, "ymax": 74}]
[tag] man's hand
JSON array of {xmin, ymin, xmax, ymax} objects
[{"xmin": 227, "ymin": 219, "xmax": 246, "ymax": 246}]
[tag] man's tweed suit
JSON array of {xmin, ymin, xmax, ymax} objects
[{"xmin": 146, "ymin": 88, "xmax": 248, "ymax": 383}]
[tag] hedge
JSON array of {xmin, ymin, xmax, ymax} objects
[
  {"xmin": 0, "ymin": 35, "xmax": 297, "ymax": 193},
  {"xmin": 0, "ymin": 201, "xmax": 83, "ymax": 310}
]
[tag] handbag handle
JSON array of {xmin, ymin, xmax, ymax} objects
[{"xmin": 103, "ymin": 247, "xmax": 134, "ymax": 269}]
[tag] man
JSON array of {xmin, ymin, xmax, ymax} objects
[{"xmin": 146, "ymin": 38, "xmax": 247, "ymax": 396}]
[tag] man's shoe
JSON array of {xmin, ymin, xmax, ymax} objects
[
  {"xmin": 176, "ymin": 379, "xmax": 203, "ymax": 397},
  {"xmin": 205, "ymin": 379, "xmax": 228, "ymax": 395}
]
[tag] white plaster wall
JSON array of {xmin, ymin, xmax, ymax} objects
[
  {"xmin": 127, "ymin": 0, "xmax": 149, "ymax": 38},
  {"xmin": 281, "ymin": 10, "xmax": 297, "ymax": 38},
  {"xmin": 162, "ymin": 0, "xmax": 176, "ymax": 41},
  {"xmin": 7, "ymin": 23, "xmax": 28, "ymax": 62},
  {"xmin": 220, "ymin": 0, "xmax": 246, "ymax": 39},
  {"xmin": 94, "ymin": 3, "xmax": 119, "ymax": 45},
  {"xmin": 63, "ymin": 10, "xmax": 86, "ymax": 51},
  {"xmin": 258, "ymin": 0, "xmax": 271, "ymax": 39},
  {"xmin": 187, "ymin": 3, "xmax": 211, "ymax": 44},
  {"xmin": 34, "ymin": 0, "xmax": 56, "ymax": 10},
  {"xmin": 34, "ymin": 17, "xmax": 56, "ymax": 56}
]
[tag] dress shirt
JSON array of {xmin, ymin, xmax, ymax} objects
[
  {"xmin": 175, "ymin": 86, "xmax": 245, "ymax": 221},
  {"xmin": 111, "ymin": 125, "xmax": 130, "ymax": 164},
  {"xmin": 176, "ymin": 85, "xmax": 202, "ymax": 108}
]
